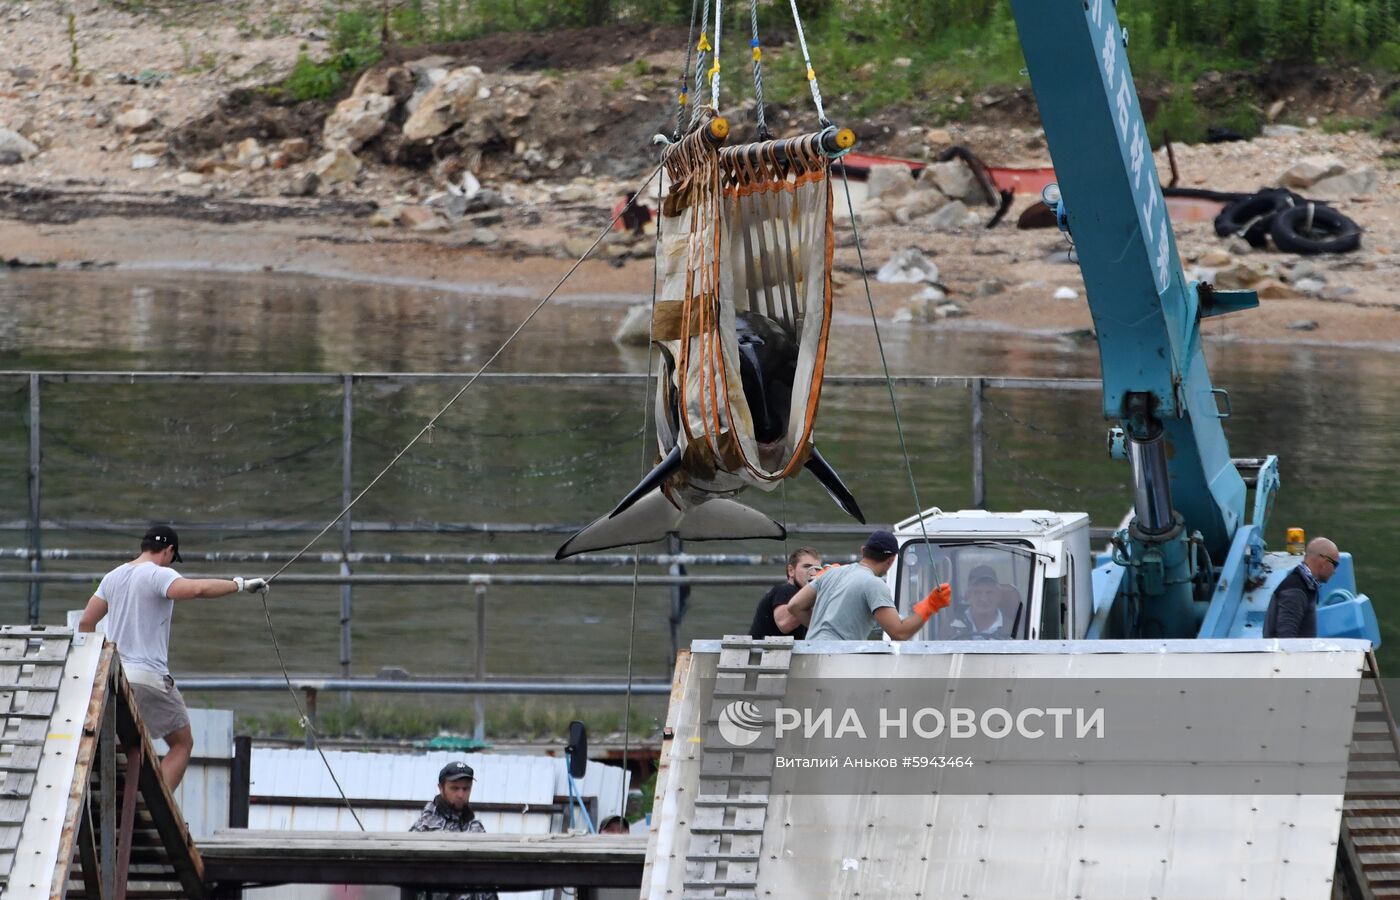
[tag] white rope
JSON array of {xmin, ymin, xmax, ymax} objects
[
  {"xmin": 710, "ymin": 0, "xmax": 724, "ymax": 109},
  {"xmin": 786, "ymin": 0, "xmax": 828, "ymax": 124}
]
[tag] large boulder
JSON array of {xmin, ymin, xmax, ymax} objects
[
  {"xmin": 893, "ymin": 188, "xmax": 949, "ymax": 224},
  {"xmin": 1311, "ymin": 167, "xmax": 1380, "ymax": 199},
  {"xmin": 114, "ymin": 108, "xmax": 156, "ymax": 133},
  {"xmin": 865, "ymin": 164, "xmax": 915, "ymax": 203},
  {"xmin": 0, "ymin": 128, "xmax": 38, "ymax": 162},
  {"xmin": 323, "ymin": 92, "xmax": 395, "ymax": 151},
  {"xmin": 1280, "ymin": 155, "xmax": 1345, "ymax": 189},
  {"xmin": 402, "ymin": 66, "xmax": 486, "ymax": 141},
  {"xmin": 876, "ymin": 248, "xmax": 940, "ymax": 284},
  {"xmin": 923, "ymin": 159, "xmax": 985, "ymax": 205},
  {"xmin": 353, "ymin": 65, "xmax": 411, "ymax": 99},
  {"xmin": 314, "ymin": 147, "xmax": 360, "ymax": 184},
  {"xmin": 927, "ymin": 199, "xmax": 974, "ymax": 230}
]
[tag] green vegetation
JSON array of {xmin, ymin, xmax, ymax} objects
[
  {"xmin": 275, "ymin": 5, "xmax": 386, "ymax": 101},
  {"xmin": 67, "ymin": 7, "xmax": 80, "ymax": 79},
  {"xmin": 283, "ymin": 0, "xmax": 1400, "ymax": 142},
  {"xmin": 232, "ymin": 696, "xmax": 664, "ymax": 743}
]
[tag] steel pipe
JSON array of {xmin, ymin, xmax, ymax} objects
[
  {"xmin": 1127, "ymin": 429, "xmax": 1175, "ymax": 536},
  {"xmin": 177, "ymin": 677, "xmax": 671, "ymax": 695},
  {"xmin": 0, "ymin": 571, "xmax": 777, "ymax": 586},
  {"xmin": 0, "ymin": 371, "xmax": 1101, "ymax": 390}
]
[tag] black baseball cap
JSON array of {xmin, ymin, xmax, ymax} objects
[
  {"xmin": 438, "ymin": 761, "xmax": 474, "ymax": 783},
  {"xmin": 143, "ymin": 525, "xmax": 182, "ymax": 563},
  {"xmin": 863, "ymin": 529, "xmax": 899, "ymax": 558}
]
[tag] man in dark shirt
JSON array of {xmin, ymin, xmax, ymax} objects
[
  {"xmin": 409, "ymin": 762, "xmax": 498, "ymax": 900},
  {"xmin": 1263, "ymin": 536, "xmax": 1339, "ymax": 639},
  {"xmin": 749, "ymin": 548, "xmax": 821, "ymax": 639}
]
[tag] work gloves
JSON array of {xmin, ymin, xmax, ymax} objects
[
  {"xmin": 913, "ymin": 583, "xmax": 951, "ymax": 620},
  {"xmin": 233, "ymin": 576, "xmax": 270, "ymax": 594}
]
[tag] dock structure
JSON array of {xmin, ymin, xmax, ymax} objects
[
  {"xmin": 0, "ymin": 626, "xmax": 645, "ymax": 898},
  {"xmin": 643, "ymin": 637, "xmax": 1400, "ymax": 900},
  {"xmin": 198, "ymin": 830, "xmax": 646, "ymax": 893}
]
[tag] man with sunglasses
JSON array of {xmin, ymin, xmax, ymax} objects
[{"xmin": 1263, "ymin": 536, "xmax": 1341, "ymax": 639}]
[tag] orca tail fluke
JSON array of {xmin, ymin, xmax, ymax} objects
[
  {"xmin": 805, "ymin": 447, "xmax": 865, "ymax": 524},
  {"xmin": 555, "ymin": 492, "xmax": 785, "ymax": 559}
]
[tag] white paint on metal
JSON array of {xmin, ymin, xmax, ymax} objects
[
  {"xmin": 153, "ymin": 708, "xmax": 234, "ymax": 840},
  {"xmin": 8, "ymin": 629, "xmax": 102, "ymax": 896},
  {"xmin": 646, "ymin": 641, "xmax": 1364, "ymax": 900},
  {"xmin": 246, "ymin": 748, "xmax": 628, "ymax": 900}
]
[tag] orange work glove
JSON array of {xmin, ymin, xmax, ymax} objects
[
  {"xmin": 913, "ymin": 583, "xmax": 951, "ymax": 620},
  {"xmin": 813, "ymin": 563, "xmax": 842, "ymax": 579}
]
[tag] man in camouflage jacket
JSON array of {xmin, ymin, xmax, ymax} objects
[{"xmin": 409, "ymin": 761, "xmax": 499, "ymax": 900}]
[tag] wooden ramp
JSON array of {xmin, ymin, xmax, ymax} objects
[
  {"xmin": 0, "ymin": 626, "xmax": 204, "ymax": 899},
  {"xmin": 1339, "ymin": 650, "xmax": 1400, "ymax": 899},
  {"xmin": 198, "ymin": 830, "xmax": 646, "ymax": 893}
]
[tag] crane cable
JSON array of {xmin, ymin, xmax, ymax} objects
[
  {"xmin": 787, "ymin": 0, "xmax": 830, "ymax": 126},
  {"xmin": 618, "ymin": 164, "xmax": 667, "ymax": 826},
  {"xmin": 252, "ymin": 166, "xmax": 663, "ymax": 826},
  {"xmin": 836, "ymin": 165, "xmax": 940, "ymax": 574},
  {"xmin": 748, "ymin": 0, "xmax": 771, "ymax": 139}
]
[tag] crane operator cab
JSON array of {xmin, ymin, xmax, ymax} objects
[{"xmin": 887, "ymin": 508, "xmax": 1095, "ymax": 642}]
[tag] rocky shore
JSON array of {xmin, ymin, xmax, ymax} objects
[{"xmin": 5, "ymin": 1, "xmax": 1400, "ymax": 349}]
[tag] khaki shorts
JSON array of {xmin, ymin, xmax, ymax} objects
[{"xmin": 130, "ymin": 676, "xmax": 191, "ymax": 739}]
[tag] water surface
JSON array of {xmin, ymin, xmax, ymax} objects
[{"xmin": 1, "ymin": 269, "xmax": 1395, "ymax": 690}]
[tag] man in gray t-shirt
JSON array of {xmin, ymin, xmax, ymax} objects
[
  {"xmin": 782, "ymin": 530, "xmax": 951, "ymax": 642},
  {"xmin": 77, "ymin": 525, "xmax": 269, "ymax": 789}
]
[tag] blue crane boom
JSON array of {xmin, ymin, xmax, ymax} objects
[{"xmin": 1007, "ymin": 0, "xmax": 1260, "ymax": 636}]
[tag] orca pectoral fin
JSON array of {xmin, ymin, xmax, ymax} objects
[
  {"xmin": 556, "ymin": 490, "xmax": 684, "ymax": 559},
  {"xmin": 609, "ymin": 445, "xmax": 683, "ymax": 519},
  {"xmin": 805, "ymin": 447, "xmax": 866, "ymax": 524}
]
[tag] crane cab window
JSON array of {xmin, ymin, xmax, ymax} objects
[{"xmin": 897, "ymin": 541, "xmax": 1034, "ymax": 640}]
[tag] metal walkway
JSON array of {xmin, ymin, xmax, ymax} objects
[
  {"xmin": 1339, "ymin": 650, "xmax": 1400, "ymax": 899},
  {"xmin": 197, "ymin": 830, "xmax": 645, "ymax": 893}
]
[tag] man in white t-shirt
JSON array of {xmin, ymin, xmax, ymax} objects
[
  {"xmin": 782, "ymin": 530, "xmax": 951, "ymax": 642},
  {"xmin": 77, "ymin": 525, "xmax": 269, "ymax": 789}
]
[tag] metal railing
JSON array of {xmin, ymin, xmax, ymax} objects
[
  {"xmin": 177, "ymin": 675, "xmax": 674, "ymax": 747},
  {"xmin": 1, "ymin": 369, "xmax": 1109, "ymax": 682}
]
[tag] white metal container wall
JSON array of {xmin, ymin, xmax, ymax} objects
[
  {"xmin": 246, "ymin": 749, "xmax": 630, "ymax": 900},
  {"xmin": 153, "ymin": 707, "xmax": 233, "ymax": 840},
  {"xmin": 644, "ymin": 638, "xmax": 1367, "ymax": 900},
  {"xmin": 247, "ymin": 748, "xmax": 628, "ymax": 832}
]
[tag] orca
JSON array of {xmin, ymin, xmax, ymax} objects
[{"xmin": 556, "ymin": 311, "xmax": 863, "ymax": 560}]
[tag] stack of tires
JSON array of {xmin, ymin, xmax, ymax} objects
[{"xmin": 1213, "ymin": 188, "xmax": 1361, "ymax": 254}]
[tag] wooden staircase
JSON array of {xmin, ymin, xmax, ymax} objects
[{"xmin": 1338, "ymin": 650, "xmax": 1400, "ymax": 899}]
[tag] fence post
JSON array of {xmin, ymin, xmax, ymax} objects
[
  {"xmin": 340, "ymin": 375, "xmax": 354, "ymax": 686},
  {"xmin": 229, "ymin": 735, "xmax": 252, "ymax": 829},
  {"xmin": 667, "ymin": 534, "xmax": 687, "ymax": 673},
  {"xmin": 970, "ymin": 377, "xmax": 986, "ymax": 509},
  {"xmin": 27, "ymin": 374, "xmax": 41, "ymax": 624},
  {"xmin": 474, "ymin": 584, "xmax": 486, "ymax": 742}
]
